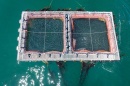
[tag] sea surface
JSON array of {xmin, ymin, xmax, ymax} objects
[{"xmin": 0, "ymin": 0, "xmax": 130, "ymax": 86}]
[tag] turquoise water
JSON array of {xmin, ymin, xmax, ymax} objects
[{"xmin": 0, "ymin": 0, "xmax": 130, "ymax": 86}]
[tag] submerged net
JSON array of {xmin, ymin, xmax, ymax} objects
[
  {"xmin": 25, "ymin": 18, "xmax": 109, "ymax": 52},
  {"xmin": 72, "ymin": 18, "xmax": 109, "ymax": 51},
  {"xmin": 26, "ymin": 18, "xmax": 63, "ymax": 52}
]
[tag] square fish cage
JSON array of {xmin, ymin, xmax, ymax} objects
[{"xmin": 17, "ymin": 11, "xmax": 120, "ymax": 61}]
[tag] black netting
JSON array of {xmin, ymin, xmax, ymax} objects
[
  {"xmin": 26, "ymin": 32, "xmax": 45, "ymax": 52},
  {"xmin": 27, "ymin": 18, "xmax": 46, "ymax": 32},
  {"xmin": 72, "ymin": 18, "xmax": 109, "ymax": 51},
  {"xmin": 92, "ymin": 32, "xmax": 109, "ymax": 51},
  {"xmin": 45, "ymin": 33, "xmax": 63, "ymax": 52},
  {"xmin": 90, "ymin": 18, "xmax": 107, "ymax": 33},
  {"xmin": 27, "ymin": 18, "xmax": 63, "ymax": 32},
  {"xmin": 46, "ymin": 19, "xmax": 63, "ymax": 32},
  {"xmin": 26, "ymin": 18, "xmax": 109, "ymax": 52},
  {"xmin": 72, "ymin": 33, "xmax": 92, "ymax": 50},
  {"xmin": 73, "ymin": 18, "xmax": 90, "ymax": 33},
  {"xmin": 26, "ymin": 18, "xmax": 63, "ymax": 52}
]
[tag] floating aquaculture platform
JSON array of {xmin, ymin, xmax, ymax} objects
[{"xmin": 17, "ymin": 11, "xmax": 120, "ymax": 61}]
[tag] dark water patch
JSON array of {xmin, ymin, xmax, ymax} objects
[
  {"xmin": 57, "ymin": 61, "xmax": 65, "ymax": 70},
  {"xmin": 40, "ymin": 6, "xmax": 51, "ymax": 11},
  {"xmin": 76, "ymin": 8, "xmax": 85, "ymax": 11},
  {"xmin": 78, "ymin": 62, "xmax": 95, "ymax": 86},
  {"xmin": 57, "ymin": 8, "xmax": 71, "ymax": 11}
]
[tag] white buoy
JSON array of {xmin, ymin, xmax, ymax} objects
[
  {"xmin": 19, "ymin": 20, "xmax": 22, "ymax": 23},
  {"xmin": 17, "ymin": 37, "xmax": 19, "ymax": 41},
  {"xmin": 16, "ymin": 46, "xmax": 18, "ymax": 50},
  {"xmin": 18, "ymin": 28, "xmax": 21, "ymax": 32}
]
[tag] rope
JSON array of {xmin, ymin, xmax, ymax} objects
[
  {"xmin": 27, "ymin": 31, "xmax": 63, "ymax": 33},
  {"xmin": 44, "ymin": 13, "xmax": 46, "ymax": 51},
  {"xmin": 72, "ymin": 31, "xmax": 107, "ymax": 34},
  {"xmin": 88, "ymin": 18, "xmax": 93, "ymax": 51}
]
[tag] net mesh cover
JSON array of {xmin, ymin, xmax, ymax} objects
[
  {"xmin": 72, "ymin": 18, "xmax": 109, "ymax": 52},
  {"xmin": 26, "ymin": 18, "xmax": 63, "ymax": 52}
]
